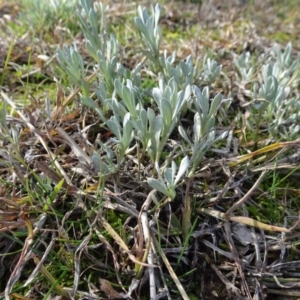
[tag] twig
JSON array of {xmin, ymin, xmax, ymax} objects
[
  {"xmin": 224, "ymin": 221, "xmax": 252, "ymax": 299},
  {"xmin": 151, "ymin": 234, "xmax": 190, "ymax": 300},
  {"xmin": 226, "ymin": 169, "xmax": 267, "ymax": 216}
]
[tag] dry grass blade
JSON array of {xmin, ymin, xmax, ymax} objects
[
  {"xmin": 72, "ymin": 210, "xmax": 102, "ymax": 297},
  {"xmin": 73, "ymin": 232, "xmax": 93, "ymax": 297},
  {"xmin": 97, "ymin": 212, "xmax": 154, "ymax": 269},
  {"xmin": 93, "ymin": 227, "xmax": 123, "ymax": 282},
  {"xmin": 24, "ymin": 231, "xmax": 56, "ymax": 286},
  {"xmin": 224, "ymin": 221, "xmax": 252, "ymax": 299},
  {"xmin": 56, "ymin": 126, "xmax": 92, "ymax": 164},
  {"xmin": 102, "ymin": 199, "xmax": 139, "ymax": 217},
  {"xmin": 182, "ymin": 178, "xmax": 192, "ymax": 241},
  {"xmin": 99, "ymin": 215, "xmax": 129, "ymax": 252},
  {"xmin": 32, "ymin": 256, "xmax": 71, "ymax": 299},
  {"xmin": 103, "ymin": 189, "xmax": 139, "ymax": 217},
  {"xmin": 99, "ymin": 278, "xmax": 123, "ymax": 299},
  {"xmin": 4, "ymin": 213, "xmax": 47, "ymax": 299},
  {"xmin": 228, "ymin": 140, "xmax": 300, "ymax": 167},
  {"xmin": 151, "ymin": 234, "xmax": 190, "ymax": 300},
  {"xmin": 138, "ymin": 190, "xmax": 156, "ymax": 298},
  {"xmin": 210, "ymin": 263, "xmax": 243, "ymax": 298},
  {"xmin": 267, "ymin": 289, "xmax": 300, "ymax": 297},
  {"xmin": 4, "ymin": 221, "xmax": 33, "ymax": 299},
  {"xmin": 226, "ymin": 169, "xmax": 267, "ymax": 216},
  {"xmin": 201, "ymin": 239, "xmax": 234, "ymax": 260},
  {"xmin": 230, "ymin": 216, "xmax": 289, "ymax": 233},
  {"xmin": 198, "ymin": 207, "xmax": 300, "ymax": 233},
  {"xmin": 197, "ymin": 207, "xmax": 227, "ymax": 220}
]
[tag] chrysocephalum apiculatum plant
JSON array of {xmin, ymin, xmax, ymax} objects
[
  {"xmin": 57, "ymin": 0, "xmax": 300, "ymax": 207},
  {"xmin": 56, "ymin": 3, "xmax": 228, "ymax": 297},
  {"xmin": 57, "ymin": 0, "xmax": 228, "ymax": 187},
  {"xmin": 55, "ymin": 1, "xmax": 300, "ymax": 298},
  {"xmin": 233, "ymin": 43, "xmax": 300, "ymax": 142}
]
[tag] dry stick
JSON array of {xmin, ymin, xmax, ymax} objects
[
  {"xmin": 52, "ymin": 70, "xmax": 98, "ymax": 121},
  {"xmin": 210, "ymin": 262, "xmax": 243, "ymax": 298},
  {"xmin": 72, "ymin": 218, "xmax": 96, "ymax": 297},
  {"xmin": 182, "ymin": 177, "xmax": 192, "ymax": 241},
  {"xmin": 138, "ymin": 190, "xmax": 156, "ymax": 299},
  {"xmin": 224, "ymin": 221, "xmax": 252, "ymax": 299},
  {"xmin": 207, "ymin": 170, "xmax": 235, "ymax": 204},
  {"xmin": 151, "ymin": 234, "xmax": 190, "ymax": 300},
  {"xmin": 267, "ymin": 289, "xmax": 300, "ymax": 297},
  {"xmin": 251, "ymin": 225, "xmax": 263, "ymax": 271},
  {"xmin": 24, "ymin": 231, "xmax": 56, "ymax": 286},
  {"xmin": 151, "ymin": 207, "xmax": 172, "ymax": 300},
  {"xmin": 225, "ymin": 169, "xmax": 267, "ymax": 217},
  {"xmin": 56, "ymin": 126, "xmax": 92, "ymax": 165},
  {"xmin": 4, "ymin": 214, "xmax": 48, "ymax": 300},
  {"xmin": 223, "ymin": 170, "xmax": 267, "ymax": 299}
]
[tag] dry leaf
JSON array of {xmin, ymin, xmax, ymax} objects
[{"xmin": 99, "ymin": 278, "xmax": 123, "ymax": 299}]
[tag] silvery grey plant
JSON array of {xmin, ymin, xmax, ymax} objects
[
  {"xmin": 57, "ymin": 45, "xmax": 90, "ymax": 98},
  {"xmin": 201, "ymin": 56, "xmax": 222, "ymax": 85},
  {"xmin": 229, "ymin": 42, "xmax": 300, "ymax": 142},
  {"xmin": 114, "ymin": 79, "xmax": 140, "ymax": 121},
  {"xmin": 106, "ymin": 112, "xmax": 134, "ymax": 164},
  {"xmin": 77, "ymin": 0, "xmax": 106, "ymax": 60},
  {"xmin": 159, "ymin": 53, "xmax": 200, "ymax": 89},
  {"xmin": 256, "ymin": 71, "xmax": 299, "ymax": 139},
  {"xmin": 270, "ymin": 43, "xmax": 300, "ymax": 88},
  {"xmin": 80, "ymin": 95, "xmax": 107, "ymax": 123},
  {"xmin": 158, "ymin": 50, "xmax": 176, "ymax": 80},
  {"xmin": 91, "ymin": 111, "xmax": 134, "ymax": 172},
  {"xmin": 147, "ymin": 157, "xmax": 189, "ymax": 199},
  {"xmin": 151, "ymin": 77, "xmax": 191, "ymax": 164},
  {"xmin": 92, "ymin": 137, "xmax": 121, "ymax": 175},
  {"xmin": 249, "ymin": 43, "xmax": 300, "ymax": 140},
  {"xmin": 134, "ymin": 4, "xmax": 162, "ymax": 70},
  {"xmin": 131, "ymin": 107, "xmax": 158, "ymax": 161},
  {"xmin": 174, "ymin": 55, "xmax": 199, "ymax": 87},
  {"xmin": 20, "ymin": 0, "xmax": 79, "ymax": 32},
  {"xmin": 233, "ymin": 51, "xmax": 254, "ymax": 84},
  {"xmin": 179, "ymin": 86, "xmax": 227, "ymax": 176},
  {"xmin": 96, "ymin": 43, "xmax": 121, "ymax": 95},
  {"xmin": 56, "ymin": 0, "xmax": 230, "ymax": 200},
  {"xmin": 58, "ymin": 0, "xmax": 126, "ymax": 101}
]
